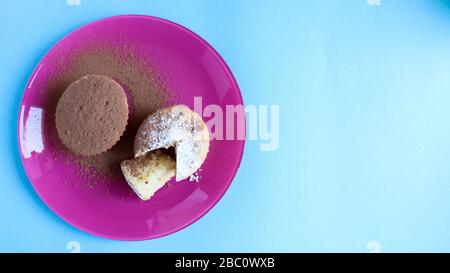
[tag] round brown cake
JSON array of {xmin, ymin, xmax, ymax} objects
[{"xmin": 55, "ymin": 74, "xmax": 128, "ymax": 156}]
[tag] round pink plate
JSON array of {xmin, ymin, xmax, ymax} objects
[{"xmin": 18, "ymin": 15, "xmax": 245, "ymax": 240}]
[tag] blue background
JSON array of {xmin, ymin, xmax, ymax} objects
[{"xmin": 2, "ymin": 0, "xmax": 450, "ymax": 252}]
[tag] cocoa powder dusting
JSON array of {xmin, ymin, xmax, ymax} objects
[{"xmin": 44, "ymin": 43, "xmax": 173, "ymax": 184}]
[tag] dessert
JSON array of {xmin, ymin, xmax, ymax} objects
[
  {"xmin": 134, "ymin": 105, "xmax": 210, "ymax": 181},
  {"xmin": 55, "ymin": 74, "xmax": 128, "ymax": 156},
  {"xmin": 120, "ymin": 150, "xmax": 176, "ymax": 201},
  {"xmin": 121, "ymin": 105, "xmax": 210, "ymax": 200}
]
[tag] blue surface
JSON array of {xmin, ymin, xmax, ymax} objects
[{"xmin": 2, "ymin": 0, "xmax": 450, "ymax": 252}]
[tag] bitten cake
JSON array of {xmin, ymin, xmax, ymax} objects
[
  {"xmin": 134, "ymin": 105, "xmax": 210, "ymax": 181},
  {"xmin": 121, "ymin": 105, "xmax": 210, "ymax": 200}
]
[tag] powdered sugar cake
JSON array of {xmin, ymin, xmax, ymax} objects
[
  {"xmin": 121, "ymin": 105, "xmax": 210, "ymax": 201},
  {"xmin": 134, "ymin": 105, "xmax": 210, "ymax": 181}
]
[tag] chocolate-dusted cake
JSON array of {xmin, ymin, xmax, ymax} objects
[{"xmin": 55, "ymin": 74, "xmax": 128, "ymax": 156}]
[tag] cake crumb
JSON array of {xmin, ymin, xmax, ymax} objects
[{"xmin": 189, "ymin": 173, "xmax": 201, "ymax": 183}]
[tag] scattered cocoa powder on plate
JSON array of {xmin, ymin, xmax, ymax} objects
[{"xmin": 43, "ymin": 43, "xmax": 174, "ymax": 184}]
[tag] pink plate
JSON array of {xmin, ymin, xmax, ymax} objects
[{"xmin": 17, "ymin": 15, "xmax": 245, "ymax": 240}]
